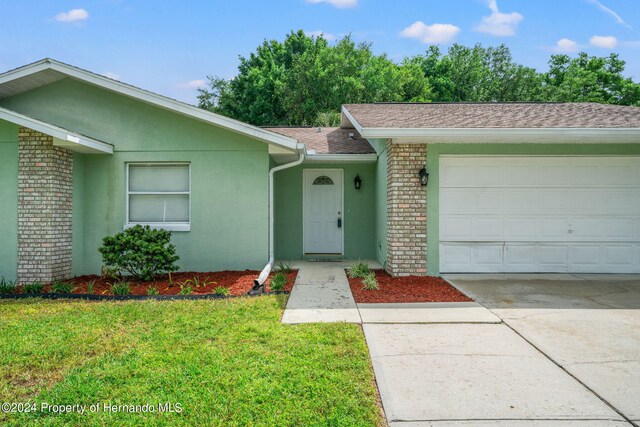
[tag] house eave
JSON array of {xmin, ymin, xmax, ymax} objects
[
  {"xmin": 0, "ymin": 106, "xmax": 113, "ymax": 154},
  {"xmin": 357, "ymin": 128, "xmax": 640, "ymax": 144}
]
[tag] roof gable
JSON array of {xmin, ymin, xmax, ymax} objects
[{"xmin": 0, "ymin": 59, "xmax": 299, "ymax": 151}]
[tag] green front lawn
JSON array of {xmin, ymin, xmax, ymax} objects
[{"xmin": 0, "ymin": 297, "xmax": 382, "ymax": 426}]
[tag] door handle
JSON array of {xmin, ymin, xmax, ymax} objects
[{"xmin": 337, "ymin": 218, "xmax": 342, "ymax": 228}]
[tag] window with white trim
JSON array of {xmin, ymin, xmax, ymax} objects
[{"xmin": 126, "ymin": 163, "xmax": 190, "ymax": 231}]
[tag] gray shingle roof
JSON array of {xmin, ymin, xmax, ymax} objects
[
  {"xmin": 343, "ymin": 102, "xmax": 640, "ymax": 129},
  {"xmin": 264, "ymin": 127, "xmax": 375, "ymax": 154}
]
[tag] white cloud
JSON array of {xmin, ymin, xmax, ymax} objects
[
  {"xmin": 305, "ymin": 0, "xmax": 357, "ymax": 8},
  {"xmin": 586, "ymin": 0, "xmax": 631, "ymax": 29},
  {"xmin": 305, "ymin": 30, "xmax": 337, "ymax": 41},
  {"xmin": 590, "ymin": 35, "xmax": 618, "ymax": 48},
  {"xmin": 400, "ymin": 21, "xmax": 460, "ymax": 44},
  {"xmin": 474, "ymin": 0, "xmax": 523, "ymax": 36},
  {"xmin": 178, "ymin": 80, "xmax": 206, "ymax": 90},
  {"xmin": 55, "ymin": 8, "xmax": 89, "ymax": 22},
  {"xmin": 553, "ymin": 38, "xmax": 579, "ymax": 53},
  {"xmin": 102, "ymin": 72, "xmax": 120, "ymax": 81}
]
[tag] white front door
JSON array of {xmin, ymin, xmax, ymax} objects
[
  {"xmin": 439, "ymin": 156, "xmax": 640, "ymax": 273},
  {"xmin": 304, "ymin": 169, "xmax": 343, "ymax": 254}
]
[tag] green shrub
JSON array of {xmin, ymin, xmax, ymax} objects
[
  {"xmin": 347, "ymin": 262, "xmax": 370, "ymax": 279},
  {"xmin": 147, "ymin": 286, "xmax": 159, "ymax": 296},
  {"xmin": 179, "ymin": 285, "xmax": 192, "ymax": 295},
  {"xmin": 270, "ymin": 272, "xmax": 287, "ymax": 291},
  {"xmin": 278, "ymin": 262, "xmax": 293, "ymax": 274},
  {"xmin": 0, "ymin": 277, "xmax": 16, "ymax": 295},
  {"xmin": 23, "ymin": 282, "xmax": 44, "ymax": 294},
  {"xmin": 52, "ymin": 280, "xmax": 75, "ymax": 294},
  {"xmin": 214, "ymin": 286, "xmax": 229, "ymax": 296},
  {"xmin": 86, "ymin": 279, "xmax": 96, "ymax": 295},
  {"xmin": 111, "ymin": 281, "xmax": 131, "ymax": 296},
  {"xmin": 361, "ymin": 273, "xmax": 379, "ymax": 291},
  {"xmin": 98, "ymin": 225, "xmax": 179, "ymax": 281}
]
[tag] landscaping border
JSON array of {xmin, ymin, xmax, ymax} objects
[{"xmin": 0, "ymin": 291, "xmax": 289, "ymax": 301}]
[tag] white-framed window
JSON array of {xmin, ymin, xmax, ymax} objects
[{"xmin": 126, "ymin": 163, "xmax": 191, "ymax": 232}]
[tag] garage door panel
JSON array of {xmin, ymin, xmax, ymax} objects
[
  {"xmin": 439, "ymin": 156, "xmax": 640, "ymax": 273},
  {"xmin": 473, "ymin": 218, "xmax": 504, "ymax": 240},
  {"xmin": 441, "ymin": 217, "xmax": 471, "ymax": 240}
]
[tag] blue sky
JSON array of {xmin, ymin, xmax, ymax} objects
[{"xmin": 1, "ymin": 0, "xmax": 639, "ymax": 104}]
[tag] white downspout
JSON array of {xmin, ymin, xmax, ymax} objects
[{"xmin": 252, "ymin": 143, "xmax": 306, "ymax": 291}]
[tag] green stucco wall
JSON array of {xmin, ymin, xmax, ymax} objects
[
  {"xmin": 0, "ymin": 120, "xmax": 18, "ymax": 281},
  {"xmin": 1, "ymin": 78, "xmax": 270, "ymax": 276},
  {"xmin": 426, "ymin": 143, "xmax": 640, "ymax": 276},
  {"xmin": 274, "ymin": 162, "xmax": 377, "ymax": 260},
  {"xmin": 369, "ymin": 139, "xmax": 388, "ymax": 268}
]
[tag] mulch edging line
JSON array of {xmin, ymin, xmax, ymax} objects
[{"xmin": 0, "ymin": 291, "xmax": 289, "ymax": 301}]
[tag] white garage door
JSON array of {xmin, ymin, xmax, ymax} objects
[{"xmin": 439, "ymin": 156, "xmax": 640, "ymax": 273}]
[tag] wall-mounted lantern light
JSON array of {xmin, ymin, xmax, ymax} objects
[
  {"xmin": 354, "ymin": 174, "xmax": 362, "ymax": 190},
  {"xmin": 418, "ymin": 167, "xmax": 429, "ymax": 186}
]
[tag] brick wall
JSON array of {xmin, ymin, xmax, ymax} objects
[
  {"xmin": 386, "ymin": 141, "xmax": 427, "ymax": 276},
  {"xmin": 17, "ymin": 127, "xmax": 73, "ymax": 284}
]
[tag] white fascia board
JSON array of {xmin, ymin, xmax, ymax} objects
[
  {"xmin": 304, "ymin": 154, "xmax": 377, "ymax": 163},
  {"xmin": 359, "ymin": 127, "xmax": 640, "ymax": 140},
  {"xmin": 0, "ymin": 59, "xmax": 298, "ymax": 151},
  {"xmin": 0, "ymin": 106, "xmax": 113, "ymax": 154},
  {"xmin": 340, "ymin": 106, "xmax": 364, "ymax": 133}
]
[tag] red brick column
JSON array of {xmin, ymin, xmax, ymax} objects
[
  {"xmin": 386, "ymin": 141, "xmax": 427, "ymax": 276},
  {"xmin": 17, "ymin": 127, "xmax": 73, "ymax": 284}
]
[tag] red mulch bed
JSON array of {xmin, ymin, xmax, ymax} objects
[
  {"xmin": 347, "ymin": 270, "xmax": 472, "ymax": 303},
  {"xmin": 18, "ymin": 270, "xmax": 298, "ymax": 296}
]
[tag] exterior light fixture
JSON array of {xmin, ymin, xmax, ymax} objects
[
  {"xmin": 354, "ymin": 174, "xmax": 362, "ymax": 190},
  {"xmin": 418, "ymin": 167, "xmax": 429, "ymax": 186}
]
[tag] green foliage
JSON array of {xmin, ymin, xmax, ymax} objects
[
  {"xmin": 198, "ymin": 34, "xmax": 640, "ymax": 127},
  {"xmin": 269, "ymin": 273, "xmax": 287, "ymax": 291},
  {"xmin": 277, "ymin": 262, "xmax": 293, "ymax": 274},
  {"xmin": 179, "ymin": 285, "xmax": 193, "ymax": 295},
  {"xmin": 98, "ymin": 225, "xmax": 180, "ymax": 281},
  {"xmin": 361, "ymin": 273, "xmax": 379, "ymax": 291},
  {"xmin": 0, "ymin": 277, "xmax": 16, "ymax": 295},
  {"xmin": 147, "ymin": 286, "xmax": 159, "ymax": 296},
  {"xmin": 347, "ymin": 262, "xmax": 370, "ymax": 279},
  {"xmin": 214, "ymin": 286, "xmax": 230, "ymax": 296},
  {"xmin": 183, "ymin": 276, "xmax": 212, "ymax": 288},
  {"xmin": 86, "ymin": 280, "xmax": 96, "ymax": 295},
  {"xmin": 23, "ymin": 282, "xmax": 44, "ymax": 295},
  {"xmin": 110, "ymin": 281, "xmax": 131, "ymax": 296},
  {"xmin": 52, "ymin": 281, "xmax": 75, "ymax": 294}
]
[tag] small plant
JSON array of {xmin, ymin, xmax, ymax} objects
[
  {"xmin": 269, "ymin": 272, "xmax": 287, "ymax": 291},
  {"xmin": 179, "ymin": 285, "xmax": 192, "ymax": 295},
  {"xmin": 101, "ymin": 265, "xmax": 120, "ymax": 280},
  {"xmin": 52, "ymin": 280, "xmax": 75, "ymax": 294},
  {"xmin": 111, "ymin": 281, "xmax": 131, "ymax": 296},
  {"xmin": 278, "ymin": 262, "xmax": 293, "ymax": 274},
  {"xmin": 23, "ymin": 282, "xmax": 44, "ymax": 295},
  {"xmin": 214, "ymin": 286, "xmax": 229, "ymax": 296},
  {"xmin": 99, "ymin": 224, "xmax": 180, "ymax": 281},
  {"xmin": 347, "ymin": 262, "xmax": 370, "ymax": 279},
  {"xmin": 361, "ymin": 272, "xmax": 379, "ymax": 291},
  {"xmin": 86, "ymin": 279, "xmax": 96, "ymax": 295},
  {"xmin": 0, "ymin": 277, "xmax": 16, "ymax": 295},
  {"xmin": 147, "ymin": 286, "xmax": 159, "ymax": 296},
  {"xmin": 183, "ymin": 276, "xmax": 212, "ymax": 288}
]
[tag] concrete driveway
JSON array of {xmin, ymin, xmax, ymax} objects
[{"xmin": 445, "ymin": 274, "xmax": 640, "ymax": 426}]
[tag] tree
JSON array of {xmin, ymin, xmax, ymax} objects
[{"xmin": 543, "ymin": 52, "xmax": 640, "ymax": 105}]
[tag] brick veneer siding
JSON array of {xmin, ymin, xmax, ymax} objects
[
  {"xmin": 17, "ymin": 127, "xmax": 73, "ymax": 284},
  {"xmin": 386, "ymin": 141, "xmax": 427, "ymax": 276}
]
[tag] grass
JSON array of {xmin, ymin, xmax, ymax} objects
[
  {"xmin": 269, "ymin": 272, "xmax": 287, "ymax": 291},
  {"xmin": 361, "ymin": 273, "xmax": 379, "ymax": 291},
  {"xmin": 0, "ymin": 297, "xmax": 381, "ymax": 426}
]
